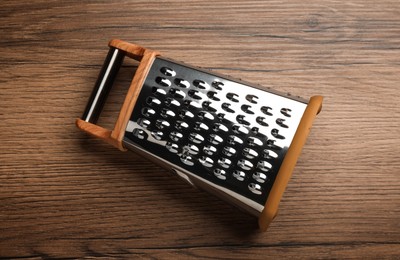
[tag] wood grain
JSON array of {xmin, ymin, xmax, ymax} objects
[{"xmin": 0, "ymin": 0, "xmax": 399, "ymax": 259}]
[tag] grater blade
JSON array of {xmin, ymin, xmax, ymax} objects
[{"xmin": 123, "ymin": 57, "xmax": 308, "ymax": 216}]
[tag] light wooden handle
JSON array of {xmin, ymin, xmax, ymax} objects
[{"xmin": 76, "ymin": 39, "xmax": 160, "ymax": 151}]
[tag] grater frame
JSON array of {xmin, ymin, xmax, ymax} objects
[{"xmin": 76, "ymin": 39, "xmax": 323, "ymax": 231}]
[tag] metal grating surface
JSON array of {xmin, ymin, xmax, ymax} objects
[{"xmin": 123, "ymin": 57, "xmax": 308, "ymax": 213}]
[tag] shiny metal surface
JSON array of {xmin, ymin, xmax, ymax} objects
[
  {"xmin": 82, "ymin": 48, "xmax": 125, "ymax": 123},
  {"xmin": 123, "ymin": 57, "xmax": 308, "ymax": 216}
]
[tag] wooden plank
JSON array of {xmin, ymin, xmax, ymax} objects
[{"xmin": 0, "ymin": 0, "xmax": 399, "ymax": 258}]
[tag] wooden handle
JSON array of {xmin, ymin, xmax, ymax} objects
[{"xmin": 76, "ymin": 39, "xmax": 160, "ymax": 151}]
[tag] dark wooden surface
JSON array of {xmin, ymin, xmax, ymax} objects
[{"xmin": 1, "ymin": 1, "xmax": 399, "ymax": 259}]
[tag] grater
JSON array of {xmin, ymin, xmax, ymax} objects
[{"xmin": 76, "ymin": 39, "xmax": 323, "ymax": 231}]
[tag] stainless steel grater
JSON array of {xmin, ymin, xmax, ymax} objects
[{"xmin": 76, "ymin": 39, "xmax": 323, "ymax": 231}]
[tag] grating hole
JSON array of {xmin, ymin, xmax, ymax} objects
[
  {"xmin": 207, "ymin": 91, "xmax": 220, "ymax": 101},
  {"xmin": 160, "ymin": 67, "xmax": 176, "ymax": 77},
  {"xmin": 228, "ymin": 135, "xmax": 243, "ymax": 145},
  {"xmin": 233, "ymin": 171, "xmax": 246, "ymax": 181},
  {"xmin": 194, "ymin": 122, "xmax": 209, "ymax": 131},
  {"xmin": 155, "ymin": 119, "xmax": 170, "ymax": 129},
  {"xmin": 193, "ymin": 79, "xmax": 209, "ymax": 89},
  {"xmin": 169, "ymin": 131, "xmax": 183, "ymax": 142},
  {"xmin": 166, "ymin": 142, "xmax": 179, "ymax": 153},
  {"xmin": 189, "ymin": 133, "xmax": 204, "ymax": 144},
  {"xmin": 246, "ymin": 94, "xmax": 258, "ymax": 104},
  {"xmin": 256, "ymin": 116, "xmax": 268, "ymax": 126},
  {"xmin": 217, "ymin": 113, "xmax": 225, "ymax": 120},
  {"xmin": 271, "ymin": 128, "xmax": 285, "ymax": 139},
  {"xmin": 209, "ymin": 134, "xmax": 223, "ymax": 145},
  {"xmin": 232, "ymin": 124, "xmax": 249, "ymax": 135},
  {"xmin": 174, "ymin": 78, "xmax": 190, "ymax": 88},
  {"xmin": 199, "ymin": 156, "xmax": 214, "ymax": 167},
  {"xmin": 222, "ymin": 103, "xmax": 234, "ymax": 113},
  {"xmin": 188, "ymin": 89, "xmax": 202, "ymax": 100},
  {"xmin": 218, "ymin": 158, "xmax": 231, "ymax": 169},
  {"xmin": 257, "ymin": 161, "xmax": 272, "ymax": 172},
  {"xmin": 211, "ymin": 81, "xmax": 224, "ymax": 90},
  {"xmin": 137, "ymin": 118, "xmax": 151, "ymax": 128},
  {"xmin": 238, "ymin": 159, "xmax": 253, "ymax": 171},
  {"xmin": 202, "ymin": 101, "xmax": 217, "ymax": 112},
  {"xmin": 151, "ymin": 131, "xmax": 164, "ymax": 140},
  {"xmin": 169, "ymin": 88, "xmax": 186, "ymax": 99},
  {"xmin": 243, "ymin": 148, "xmax": 258, "ymax": 159},
  {"xmin": 226, "ymin": 93, "xmax": 239, "ymax": 102},
  {"xmin": 184, "ymin": 144, "xmax": 199, "ymax": 155},
  {"xmin": 222, "ymin": 146, "xmax": 236, "ymax": 157},
  {"xmin": 164, "ymin": 98, "xmax": 180, "ymax": 107},
  {"xmin": 251, "ymin": 127, "xmax": 259, "ymax": 134},
  {"xmin": 185, "ymin": 100, "xmax": 201, "ymax": 109},
  {"xmin": 187, "ymin": 144, "xmax": 199, "ymax": 154},
  {"xmin": 142, "ymin": 107, "xmax": 156, "ymax": 117},
  {"xmin": 147, "ymin": 96, "xmax": 161, "ymax": 106},
  {"xmin": 133, "ymin": 128, "xmax": 146, "ymax": 140},
  {"xmin": 203, "ymin": 145, "xmax": 217, "ymax": 156},
  {"xmin": 179, "ymin": 110, "xmax": 194, "ymax": 119},
  {"xmin": 276, "ymin": 118, "xmax": 289, "ymax": 128},
  {"xmin": 175, "ymin": 121, "xmax": 189, "ymax": 131},
  {"xmin": 155, "ymin": 76, "xmax": 171, "ymax": 87},
  {"xmin": 261, "ymin": 106, "xmax": 273, "ymax": 116},
  {"xmin": 236, "ymin": 115, "xmax": 250, "ymax": 126},
  {"xmin": 198, "ymin": 111, "xmax": 214, "ymax": 121},
  {"xmin": 180, "ymin": 154, "xmax": 194, "ymax": 166},
  {"xmin": 266, "ymin": 139, "xmax": 282, "ymax": 150},
  {"xmin": 214, "ymin": 168, "xmax": 227, "ymax": 180},
  {"xmin": 248, "ymin": 183, "xmax": 262, "ymax": 195},
  {"xmin": 161, "ymin": 108, "xmax": 176, "ymax": 118},
  {"xmin": 241, "ymin": 104, "xmax": 254, "ymax": 114},
  {"xmin": 263, "ymin": 149, "xmax": 278, "ymax": 159},
  {"xmin": 253, "ymin": 172, "xmax": 268, "ymax": 183},
  {"xmin": 213, "ymin": 123, "xmax": 229, "ymax": 132},
  {"xmin": 247, "ymin": 137, "xmax": 263, "ymax": 147},
  {"xmin": 281, "ymin": 108, "xmax": 292, "ymax": 117},
  {"xmin": 152, "ymin": 87, "xmax": 166, "ymax": 96}
]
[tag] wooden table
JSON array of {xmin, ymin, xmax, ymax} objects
[{"xmin": 1, "ymin": 1, "xmax": 399, "ymax": 258}]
